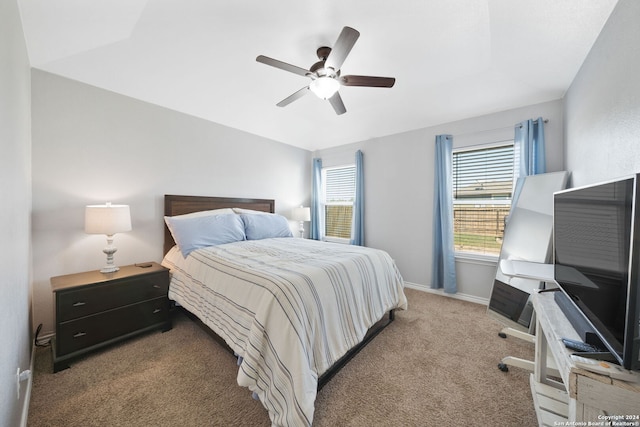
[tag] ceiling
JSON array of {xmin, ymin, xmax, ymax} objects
[{"xmin": 18, "ymin": 0, "xmax": 618, "ymax": 151}]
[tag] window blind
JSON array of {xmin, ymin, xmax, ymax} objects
[
  {"xmin": 453, "ymin": 144, "xmax": 514, "ymax": 201},
  {"xmin": 325, "ymin": 166, "xmax": 356, "ymax": 203}
]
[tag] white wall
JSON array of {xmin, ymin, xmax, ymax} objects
[
  {"xmin": 315, "ymin": 99, "xmax": 564, "ymax": 302},
  {"xmin": 26, "ymin": 0, "xmax": 639, "ymax": 372},
  {"xmin": 564, "ymin": 0, "xmax": 640, "ymax": 187},
  {"xmin": 31, "ymin": 70, "xmax": 312, "ymax": 336},
  {"xmin": 0, "ymin": 0, "xmax": 33, "ymax": 425}
]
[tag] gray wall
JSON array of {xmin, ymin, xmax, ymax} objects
[
  {"xmin": 0, "ymin": 0, "xmax": 33, "ymax": 425},
  {"xmin": 315, "ymin": 99, "xmax": 564, "ymax": 302},
  {"xmin": 564, "ymin": 0, "xmax": 640, "ymax": 187},
  {"xmin": 31, "ymin": 70, "xmax": 312, "ymax": 336}
]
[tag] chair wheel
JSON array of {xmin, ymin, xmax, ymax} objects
[
  {"xmin": 498, "ymin": 332, "xmax": 507, "ymax": 339},
  {"xmin": 498, "ymin": 363, "xmax": 509, "ymax": 372}
]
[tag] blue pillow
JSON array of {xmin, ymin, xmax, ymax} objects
[
  {"xmin": 240, "ymin": 213, "xmax": 293, "ymax": 240},
  {"xmin": 165, "ymin": 213, "xmax": 246, "ymax": 257}
]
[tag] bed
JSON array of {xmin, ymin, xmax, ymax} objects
[{"xmin": 161, "ymin": 195, "xmax": 407, "ymax": 426}]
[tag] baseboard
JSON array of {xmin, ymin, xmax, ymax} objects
[
  {"xmin": 36, "ymin": 331, "xmax": 54, "ymax": 346},
  {"xmin": 19, "ymin": 343, "xmax": 36, "ymax": 427},
  {"xmin": 404, "ymin": 281, "xmax": 489, "ymax": 306}
]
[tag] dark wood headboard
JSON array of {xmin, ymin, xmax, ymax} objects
[{"xmin": 163, "ymin": 195, "xmax": 275, "ymax": 255}]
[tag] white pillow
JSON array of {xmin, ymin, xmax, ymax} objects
[
  {"xmin": 173, "ymin": 208, "xmax": 235, "ymax": 219},
  {"xmin": 232, "ymin": 207, "xmax": 269, "ymax": 215},
  {"xmin": 240, "ymin": 213, "xmax": 293, "ymax": 240},
  {"xmin": 165, "ymin": 213, "xmax": 245, "ymax": 257}
]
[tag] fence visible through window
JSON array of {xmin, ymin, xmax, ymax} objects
[
  {"xmin": 325, "ymin": 205, "xmax": 352, "ymax": 239},
  {"xmin": 453, "ymin": 205, "xmax": 510, "ymax": 255}
]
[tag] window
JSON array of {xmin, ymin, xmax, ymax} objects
[
  {"xmin": 452, "ymin": 143, "xmax": 514, "ymax": 256},
  {"xmin": 323, "ymin": 165, "xmax": 355, "ymax": 241}
]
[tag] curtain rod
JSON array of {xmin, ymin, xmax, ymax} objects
[
  {"xmin": 447, "ymin": 118, "xmax": 549, "ymax": 139},
  {"xmin": 517, "ymin": 118, "xmax": 549, "ymax": 129}
]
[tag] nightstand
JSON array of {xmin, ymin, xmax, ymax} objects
[{"xmin": 50, "ymin": 262, "xmax": 172, "ymax": 372}]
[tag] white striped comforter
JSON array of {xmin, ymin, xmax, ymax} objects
[{"xmin": 162, "ymin": 237, "xmax": 407, "ymax": 427}]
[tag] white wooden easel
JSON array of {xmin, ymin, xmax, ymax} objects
[
  {"xmin": 495, "ymin": 259, "xmax": 558, "ymax": 375},
  {"xmin": 486, "ymin": 171, "xmax": 570, "ymax": 374}
]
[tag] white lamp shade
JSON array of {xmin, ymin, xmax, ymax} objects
[
  {"xmin": 85, "ymin": 203, "xmax": 132, "ymax": 235},
  {"xmin": 292, "ymin": 206, "xmax": 311, "ymax": 222},
  {"xmin": 309, "ymin": 77, "xmax": 340, "ymax": 100}
]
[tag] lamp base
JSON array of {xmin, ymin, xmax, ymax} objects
[
  {"xmin": 100, "ymin": 265, "xmax": 120, "ymax": 274},
  {"xmin": 101, "ymin": 236, "xmax": 119, "ymax": 274}
]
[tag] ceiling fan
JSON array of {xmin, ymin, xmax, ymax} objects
[{"xmin": 256, "ymin": 26, "xmax": 396, "ymax": 115}]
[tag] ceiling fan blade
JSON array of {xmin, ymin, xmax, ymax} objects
[
  {"xmin": 340, "ymin": 75, "xmax": 396, "ymax": 88},
  {"xmin": 256, "ymin": 55, "xmax": 310, "ymax": 77},
  {"xmin": 325, "ymin": 26, "xmax": 360, "ymax": 71},
  {"xmin": 276, "ymin": 86, "xmax": 309, "ymax": 107},
  {"xmin": 328, "ymin": 92, "xmax": 346, "ymax": 115}
]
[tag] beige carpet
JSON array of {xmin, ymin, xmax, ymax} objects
[{"xmin": 28, "ymin": 288, "xmax": 537, "ymax": 426}]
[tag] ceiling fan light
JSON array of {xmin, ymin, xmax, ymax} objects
[{"xmin": 309, "ymin": 77, "xmax": 340, "ymax": 100}]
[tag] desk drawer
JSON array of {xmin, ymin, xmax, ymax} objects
[
  {"xmin": 56, "ymin": 297, "xmax": 169, "ymax": 356},
  {"xmin": 57, "ymin": 272, "xmax": 168, "ymax": 322}
]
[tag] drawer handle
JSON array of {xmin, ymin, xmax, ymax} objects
[
  {"xmin": 72, "ymin": 301, "xmax": 86, "ymax": 307},
  {"xmin": 73, "ymin": 332, "xmax": 87, "ymax": 338},
  {"xmin": 153, "ymin": 308, "xmax": 162, "ymax": 314}
]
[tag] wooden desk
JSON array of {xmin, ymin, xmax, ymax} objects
[{"xmin": 531, "ymin": 291, "xmax": 640, "ymax": 425}]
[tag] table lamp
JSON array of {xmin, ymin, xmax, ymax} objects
[
  {"xmin": 85, "ymin": 202, "xmax": 131, "ymax": 273},
  {"xmin": 291, "ymin": 206, "xmax": 311, "ymax": 238}
]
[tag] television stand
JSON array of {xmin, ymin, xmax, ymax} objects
[
  {"xmin": 573, "ymin": 351, "xmax": 619, "ymax": 362},
  {"xmin": 531, "ymin": 291, "xmax": 640, "ymax": 424}
]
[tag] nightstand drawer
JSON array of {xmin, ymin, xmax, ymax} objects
[
  {"xmin": 57, "ymin": 272, "xmax": 169, "ymax": 322},
  {"xmin": 56, "ymin": 297, "xmax": 170, "ymax": 357}
]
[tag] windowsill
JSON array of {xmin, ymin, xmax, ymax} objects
[
  {"xmin": 454, "ymin": 251, "xmax": 499, "ymax": 266},
  {"xmin": 323, "ymin": 237, "xmax": 351, "ymax": 244}
]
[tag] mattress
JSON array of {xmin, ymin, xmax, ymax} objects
[{"xmin": 162, "ymin": 237, "xmax": 407, "ymax": 426}]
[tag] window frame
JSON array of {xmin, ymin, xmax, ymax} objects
[
  {"xmin": 321, "ymin": 164, "xmax": 356, "ymax": 244},
  {"xmin": 452, "ymin": 140, "xmax": 515, "ymax": 258}
]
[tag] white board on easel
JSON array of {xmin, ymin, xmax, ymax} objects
[{"xmin": 487, "ymin": 171, "xmax": 569, "ymax": 332}]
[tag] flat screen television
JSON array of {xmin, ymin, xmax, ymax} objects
[{"xmin": 553, "ymin": 174, "xmax": 640, "ymax": 371}]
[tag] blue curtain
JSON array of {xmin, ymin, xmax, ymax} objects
[
  {"xmin": 512, "ymin": 117, "xmax": 547, "ymax": 206},
  {"xmin": 351, "ymin": 150, "xmax": 364, "ymax": 246},
  {"xmin": 310, "ymin": 158, "xmax": 324, "ymax": 240},
  {"xmin": 431, "ymin": 135, "xmax": 457, "ymax": 293}
]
